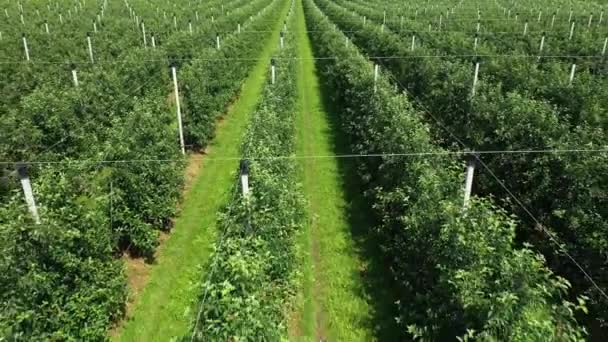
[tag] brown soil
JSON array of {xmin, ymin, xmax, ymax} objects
[{"xmin": 109, "ymin": 153, "xmax": 204, "ymax": 337}]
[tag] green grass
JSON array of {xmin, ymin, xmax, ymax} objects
[
  {"xmin": 114, "ymin": 4, "xmax": 290, "ymax": 341},
  {"xmin": 291, "ymin": 0, "xmax": 402, "ymax": 340}
]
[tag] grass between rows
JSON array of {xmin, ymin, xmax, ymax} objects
[
  {"xmin": 114, "ymin": 3, "xmax": 290, "ymax": 340},
  {"xmin": 292, "ymin": 0, "xmax": 400, "ymax": 340}
]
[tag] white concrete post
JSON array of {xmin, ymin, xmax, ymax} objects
[
  {"xmin": 569, "ymin": 21, "xmax": 575, "ymax": 40},
  {"xmin": 470, "ymin": 62, "xmax": 480, "ymax": 97},
  {"xmin": 171, "ymin": 66, "xmax": 186, "ymax": 155},
  {"xmin": 71, "ymin": 65, "xmax": 79, "ymax": 87},
  {"xmin": 240, "ymin": 160, "xmax": 250, "ymax": 197},
  {"xmin": 569, "ymin": 63, "xmax": 576, "ymax": 84},
  {"xmin": 142, "ymin": 21, "xmax": 147, "ymax": 46},
  {"xmin": 374, "ymin": 64, "xmax": 379, "ymax": 93},
  {"xmin": 87, "ymin": 33, "xmax": 94, "ymax": 63},
  {"xmin": 17, "ymin": 165, "xmax": 41, "ymax": 224},
  {"xmin": 463, "ymin": 157, "xmax": 476, "ymax": 208},
  {"xmin": 538, "ymin": 33, "xmax": 545, "ymax": 57},
  {"xmin": 22, "ymin": 33, "xmax": 30, "ymax": 61}
]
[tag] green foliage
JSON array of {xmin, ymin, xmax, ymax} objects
[
  {"xmin": 0, "ymin": 0, "xmax": 282, "ymax": 338},
  {"xmin": 191, "ymin": 10, "xmax": 305, "ymax": 340},
  {"xmin": 0, "ymin": 167, "xmax": 126, "ymax": 340},
  {"xmin": 315, "ymin": 0, "xmax": 608, "ymax": 333},
  {"xmin": 304, "ymin": 0, "xmax": 586, "ymax": 339}
]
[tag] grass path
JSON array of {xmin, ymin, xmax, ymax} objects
[
  {"xmin": 114, "ymin": 3, "xmax": 289, "ymax": 340},
  {"xmin": 292, "ymin": 0, "xmax": 401, "ymax": 340}
]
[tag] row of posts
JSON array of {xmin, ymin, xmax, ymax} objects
[{"xmin": 14, "ymin": 4, "xmax": 278, "ymax": 225}]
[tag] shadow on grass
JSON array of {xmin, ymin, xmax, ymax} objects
[{"xmin": 315, "ymin": 69, "xmax": 407, "ymax": 341}]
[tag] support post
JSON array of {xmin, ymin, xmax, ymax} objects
[
  {"xmin": 569, "ymin": 21, "xmax": 575, "ymax": 40},
  {"xmin": 22, "ymin": 33, "xmax": 30, "ymax": 61},
  {"xmin": 17, "ymin": 164, "xmax": 41, "ymax": 224},
  {"xmin": 71, "ymin": 64, "xmax": 79, "ymax": 86},
  {"xmin": 569, "ymin": 63, "xmax": 576, "ymax": 85},
  {"xmin": 240, "ymin": 159, "xmax": 250, "ymax": 197},
  {"xmin": 171, "ymin": 66, "xmax": 186, "ymax": 155},
  {"xmin": 87, "ymin": 33, "xmax": 94, "ymax": 63},
  {"xmin": 471, "ymin": 61, "xmax": 480, "ymax": 97},
  {"xmin": 374, "ymin": 64, "xmax": 379, "ymax": 93},
  {"xmin": 271, "ymin": 58, "xmax": 276, "ymax": 84},
  {"xmin": 142, "ymin": 21, "xmax": 147, "ymax": 46},
  {"xmin": 538, "ymin": 33, "xmax": 545, "ymax": 59},
  {"xmin": 463, "ymin": 156, "xmax": 476, "ymax": 208}
]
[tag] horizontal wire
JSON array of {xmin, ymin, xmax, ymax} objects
[
  {"xmin": 0, "ymin": 53, "xmax": 606, "ymax": 65},
  {"xmin": 2, "ymin": 148, "xmax": 607, "ymax": 166},
  {"xmin": 346, "ymin": 11, "xmax": 608, "ymax": 302}
]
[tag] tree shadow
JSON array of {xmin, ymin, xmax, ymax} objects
[{"xmin": 315, "ymin": 68, "xmax": 407, "ymax": 341}]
